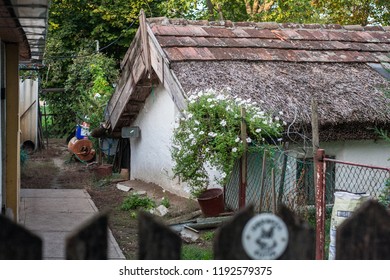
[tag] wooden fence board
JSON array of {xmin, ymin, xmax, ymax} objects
[
  {"xmin": 66, "ymin": 213, "xmax": 108, "ymax": 260},
  {"xmin": 336, "ymin": 200, "xmax": 390, "ymax": 260},
  {"xmin": 138, "ymin": 211, "xmax": 181, "ymax": 260},
  {"xmin": 0, "ymin": 215, "xmax": 42, "ymax": 260},
  {"xmin": 278, "ymin": 206, "xmax": 315, "ymax": 260},
  {"xmin": 213, "ymin": 206, "xmax": 254, "ymax": 259}
]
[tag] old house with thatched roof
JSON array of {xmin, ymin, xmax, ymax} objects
[{"xmin": 106, "ymin": 12, "xmax": 390, "ymax": 197}]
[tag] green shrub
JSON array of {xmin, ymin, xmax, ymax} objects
[
  {"xmin": 120, "ymin": 193, "xmax": 156, "ymax": 211},
  {"xmin": 161, "ymin": 197, "xmax": 170, "ymax": 208}
]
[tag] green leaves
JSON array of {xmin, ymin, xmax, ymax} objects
[{"xmin": 171, "ymin": 89, "xmax": 283, "ymax": 197}]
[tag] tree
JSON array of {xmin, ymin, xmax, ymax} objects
[
  {"xmin": 155, "ymin": 0, "xmax": 389, "ymax": 25},
  {"xmin": 312, "ymin": 0, "xmax": 390, "ymax": 26},
  {"xmin": 42, "ymin": 0, "xmax": 153, "ymax": 136}
]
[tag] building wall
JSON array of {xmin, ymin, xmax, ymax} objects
[
  {"xmin": 321, "ymin": 139, "xmax": 390, "ymax": 167},
  {"xmin": 19, "ymin": 78, "xmax": 39, "ymax": 149},
  {"xmin": 226, "ymin": 139, "xmax": 390, "ymax": 211},
  {"xmin": 5, "ymin": 43, "xmax": 20, "ymax": 220},
  {"xmin": 130, "ymin": 85, "xmax": 190, "ymax": 197}
]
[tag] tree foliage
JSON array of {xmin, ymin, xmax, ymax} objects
[
  {"xmin": 157, "ymin": 0, "xmax": 390, "ymax": 25},
  {"xmin": 42, "ymin": 0, "xmax": 153, "ymax": 136}
]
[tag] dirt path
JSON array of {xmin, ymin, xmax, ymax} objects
[{"xmin": 21, "ymin": 138, "xmax": 210, "ymax": 259}]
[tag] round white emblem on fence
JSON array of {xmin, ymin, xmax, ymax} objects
[{"xmin": 242, "ymin": 213, "xmax": 289, "ymax": 260}]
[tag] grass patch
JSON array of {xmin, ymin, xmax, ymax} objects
[
  {"xmin": 181, "ymin": 244, "xmax": 213, "ymax": 260},
  {"xmin": 202, "ymin": 231, "xmax": 215, "ymax": 241},
  {"xmin": 21, "ymin": 160, "xmax": 60, "ymax": 188}
]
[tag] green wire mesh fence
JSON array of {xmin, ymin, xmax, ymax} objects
[{"xmin": 225, "ymin": 149, "xmax": 390, "ymax": 214}]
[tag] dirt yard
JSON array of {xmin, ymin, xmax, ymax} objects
[{"xmin": 21, "ymin": 139, "xmax": 213, "ymax": 259}]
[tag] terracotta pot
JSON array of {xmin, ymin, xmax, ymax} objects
[{"xmin": 197, "ymin": 188, "xmax": 225, "ymax": 217}]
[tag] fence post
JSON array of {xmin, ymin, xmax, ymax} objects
[
  {"xmin": 239, "ymin": 107, "xmax": 247, "ymax": 209},
  {"xmin": 315, "ymin": 149, "xmax": 326, "ymax": 260}
]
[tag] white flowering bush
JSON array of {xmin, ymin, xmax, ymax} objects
[{"xmin": 171, "ymin": 89, "xmax": 284, "ymax": 197}]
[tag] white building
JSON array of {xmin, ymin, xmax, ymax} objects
[{"xmin": 106, "ymin": 15, "xmax": 390, "ymax": 199}]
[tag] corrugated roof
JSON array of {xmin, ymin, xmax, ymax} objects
[{"xmin": 0, "ymin": 0, "xmax": 49, "ymax": 64}]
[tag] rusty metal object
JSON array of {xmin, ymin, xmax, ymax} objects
[{"xmin": 68, "ymin": 137, "xmax": 96, "ymax": 162}]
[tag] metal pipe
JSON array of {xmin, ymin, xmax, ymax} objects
[
  {"xmin": 324, "ymin": 158, "xmax": 390, "ymax": 172},
  {"xmin": 315, "ymin": 149, "xmax": 326, "ymax": 260}
]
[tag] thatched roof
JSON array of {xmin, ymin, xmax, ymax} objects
[
  {"xmin": 171, "ymin": 61, "xmax": 390, "ymax": 140},
  {"xmin": 150, "ymin": 18, "xmax": 390, "ymax": 141},
  {"xmin": 107, "ymin": 15, "xmax": 390, "ymax": 141}
]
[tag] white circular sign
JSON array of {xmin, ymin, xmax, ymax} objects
[{"xmin": 242, "ymin": 213, "xmax": 289, "ymax": 260}]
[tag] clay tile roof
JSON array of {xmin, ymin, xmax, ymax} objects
[{"xmin": 149, "ymin": 18, "xmax": 390, "ymax": 64}]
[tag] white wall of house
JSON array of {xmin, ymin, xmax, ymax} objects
[
  {"xmin": 130, "ymin": 85, "xmax": 190, "ymax": 197},
  {"xmin": 284, "ymin": 139, "xmax": 390, "ymax": 202},
  {"xmin": 322, "ymin": 139, "xmax": 390, "ymax": 196},
  {"xmin": 321, "ymin": 139, "xmax": 390, "ymax": 167}
]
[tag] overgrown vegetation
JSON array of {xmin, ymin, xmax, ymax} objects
[{"xmin": 171, "ymin": 89, "xmax": 283, "ymax": 197}]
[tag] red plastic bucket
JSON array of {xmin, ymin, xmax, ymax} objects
[{"xmin": 197, "ymin": 188, "xmax": 225, "ymax": 217}]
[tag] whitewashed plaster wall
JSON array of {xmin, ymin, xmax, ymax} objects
[
  {"xmin": 130, "ymin": 85, "xmax": 190, "ymax": 197},
  {"xmin": 320, "ymin": 139, "xmax": 390, "ymax": 167},
  {"xmin": 285, "ymin": 139, "xmax": 390, "ymax": 199}
]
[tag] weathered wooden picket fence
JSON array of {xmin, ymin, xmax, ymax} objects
[{"xmin": 0, "ymin": 200, "xmax": 389, "ymax": 260}]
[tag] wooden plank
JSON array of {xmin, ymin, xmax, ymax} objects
[
  {"xmin": 148, "ymin": 24, "xmax": 169, "ymax": 83},
  {"xmin": 120, "ymin": 28, "xmax": 141, "ymax": 69},
  {"xmin": 66, "ymin": 213, "xmax": 108, "ymax": 260},
  {"xmin": 138, "ymin": 211, "xmax": 181, "ymax": 260},
  {"xmin": 149, "ymin": 36, "xmax": 164, "ymax": 83},
  {"xmin": 214, "ymin": 206, "xmax": 254, "ymax": 259},
  {"xmin": 106, "ymin": 29, "xmax": 142, "ymax": 125},
  {"xmin": 139, "ymin": 10, "xmax": 151, "ymax": 75},
  {"xmin": 277, "ymin": 205, "xmax": 315, "ymax": 259},
  {"xmin": 107, "ymin": 35, "xmax": 142, "ymax": 117},
  {"xmin": 336, "ymin": 200, "xmax": 390, "ymax": 260},
  {"xmin": 0, "ymin": 215, "xmax": 42, "ymax": 259},
  {"xmin": 109, "ymin": 54, "xmax": 146, "ymax": 130}
]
